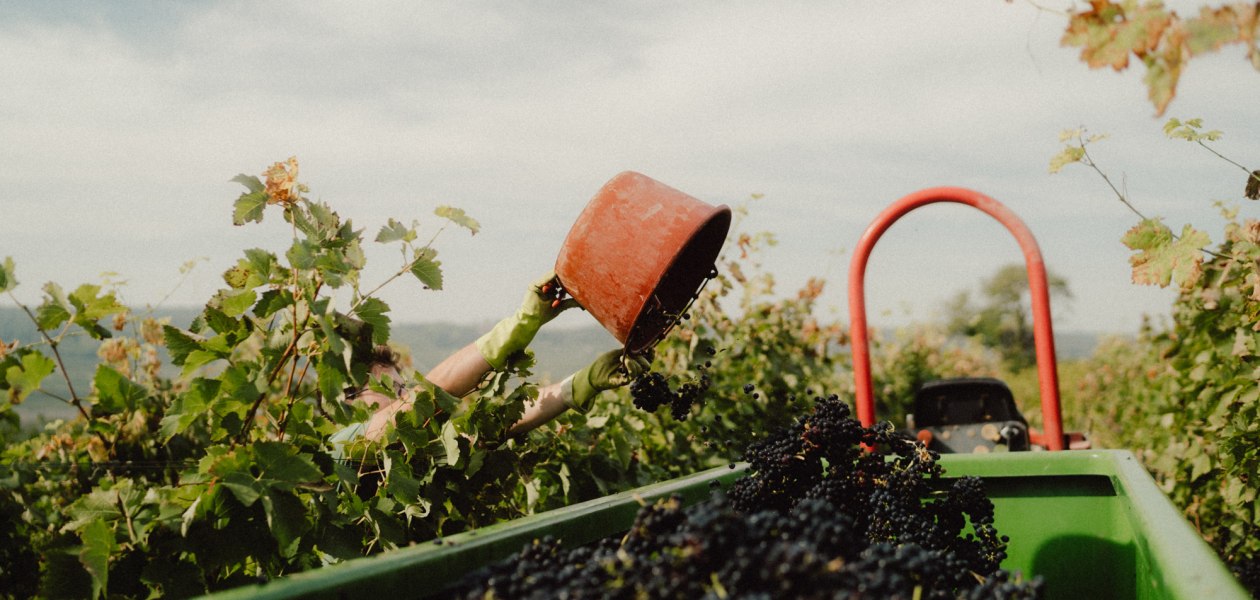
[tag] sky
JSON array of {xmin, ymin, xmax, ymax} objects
[{"xmin": 2, "ymin": 1, "xmax": 1258, "ymax": 338}]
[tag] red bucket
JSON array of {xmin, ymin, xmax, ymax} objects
[{"xmin": 555, "ymin": 171, "xmax": 731, "ymax": 354}]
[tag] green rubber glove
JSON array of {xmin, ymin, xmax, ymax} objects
[
  {"xmin": 476, "ymin": 272, "xmax": 580, "ymax": 369},
  {"xmin": 564, "ymin": 349, "xmax": 652, "ymax": 413}
]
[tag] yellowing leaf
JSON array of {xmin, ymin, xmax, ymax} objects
[
  {"xmin": 434, "ymin": 205, "xmax": 480, "ymax": 235},
  {"xmin": 263, "ymin": 157, "xmax": 300, "ymax": 206},
  {"xmin": 1122, "ymin": 219, "xmax": 1210, "ymax": 290},
  {"xmin": 1048, "ymin": 146, "xmax": 1086, "ymax": 174},
  {"xmin": 222, "ymin": 264, "xmax": 250, "ymax": 289}
]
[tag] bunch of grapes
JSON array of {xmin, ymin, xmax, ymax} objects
[
  {"xmin": 629, "ymin": 369, "xmax": 711, "ymax": 421},
  {"xmin": 447, "ymin": 394, "xmax": 1043, "ymax": 599}
]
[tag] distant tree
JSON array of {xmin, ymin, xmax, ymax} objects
[{"xmin": 945, "ymin": 264, "xmax": 1071, "ymax": 370}]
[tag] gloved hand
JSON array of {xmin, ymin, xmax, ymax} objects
[
  {"xmin": 476, "ymin": 272, "xmax": 581, "ymax": 369},
  {"xmin": 563, "ymin": 349, "xmax": 653, "ymax": 413}
]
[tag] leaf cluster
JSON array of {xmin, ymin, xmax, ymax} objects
[
  {"xmin": 1059, "ymin": 1, "xmax": 1259, "ymax": 116},
  {"xmin": 1054, "ymin": 120, "xmax": 1260, "ymax": 591}
]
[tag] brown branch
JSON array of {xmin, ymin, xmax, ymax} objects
[
  {"xmin": 6, "ymin": 291, "xmax": 90, "ymax": 421},
  {"xmin": 276, "ymin": 358, "xmax": 313, "ymax": 441}
]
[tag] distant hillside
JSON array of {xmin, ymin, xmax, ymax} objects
[
  {"xmin": 2, "ymin": 306, "xmax": 1102, "ymax": 425},
  {"xmin": 1, "ymin": 306, "xmax": 620, "ymax": 425}
]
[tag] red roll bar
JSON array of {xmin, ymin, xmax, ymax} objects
[{"xmin": 847, "ymin": 187, "xmax": 1065, "ymax": 451}]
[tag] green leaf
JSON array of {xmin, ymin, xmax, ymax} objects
[
  {"xmin": 260, "ymin": 490, "xmax": 309, "ymax": 551},
  {"xmin": 68, "ymin": 284, "xmax": 125, "ymax": 339},
  {"xmin": 4, "ymin": 350, "xmax": 56, "ymax": 403},
  {"xmin": 159, "ymin": 378, "xmax": 218, "ymax": 440},
  {"xmin": 78, "ymin": 518, "xmax": 117, "ymax": 600},
  {"xmin": 232, "ymin": 173, "xmax": 264, "ymax": 194},
  {"xmin": 221, "ymin": 472, "xmax": 263, "ymax": 507},
  {"xmin": 315, "ymin": 357, "xmax": 346, "ymax": 405},
  {"xmin": 253, "ymin": 442, "xmax": 323, "ymax": 490},
  {"xmin": 254, "ymin": 289, "xmax": 292, "ymax": 320},
  {"xmin": 287, "ymin": 239, "xmax": 318, "ymax": 270},
  {"xmin": 1122, "ymin": 219, "xmax": 1210, "ymax": 290},
  {"xmin": 92, "ymin": 365, "xmax": 148, "ymax": 414},
  {"xmin": 612, "ymin": 427, "xmax": 633, "ymax": 470},
  {"xmin": 375, "ymin": 218, "xmax": 416, "ymax": 244},
  {"xmin": 0, "ymin": 256, "xmax": 15, "ymax": 292},
  {"xmin": 441, "ymin": 420, "xmax": 460, "ymax": 465},
  {"xmin": 36, "ymin": 301, "xmax": 71, "ymax": 331},
  {"xmin": 163, "ymin": 326, "xmax": 202, "ymax": 365},
  {"xmin": 233, "ymin": 189, "xmax": 269, "ymax": 226},
  {"xmin": 212, "ymin": 289, "xmax": 257, "ymax": 318},
  {"xmin": 354, "ymin": 297, "xmax": 392, "ymax": 345},
  {"xmin": 409, "ymin": 248, "xmax": 443, "ymax": 290},
  {"xmin": 434, "ymin": 205, "xmax": 480, "ymax": 235}
]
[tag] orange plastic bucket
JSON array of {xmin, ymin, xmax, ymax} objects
[{"xmin": 555, "ymin": 171, "xmax": 731, "ymax": 354}]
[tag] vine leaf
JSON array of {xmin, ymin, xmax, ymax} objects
[
  {"xmin": 1048, "ymin": 146, "xmax": 1086, "ymax": 174},
  {"xmin": 162, "ymin": 326, "xmax": 202, "ymax": 366},
  {"xmin": 4, "ymin": 350, "xmax": 56, "ymax": 403},
  {"xmin": 1060, "ymin": 1, "xmax": 1258, "ymax": 115},
  {"xmin": 441, "ymin": 420, "xmax": 460, "ymax": 465},
  {"xmin": 93, "ymin": 365, "xmax": 148, "ymax": 414},
  {"xmin": 0, "ymin": 256, "xmax": 15, "ymax": 292},
  {"xmin": 1122, "ymin": 219, "xmax": 1210, "ymax": 290},
  {"xmin": 375, "ymin": 218, "xmax": 416, "ymax": 244},
  {"xmin": 232, "ymin": 175, "xmax": 269, "ymax": 226},
  {"xmin": 69, "ymin": 284, "xmax": 125, "ymax": 340},
  {"xmin": 260, "ymin": 490, "xmax": 308, "ymax": 551},
  {"xmin": 409, "ymin": 248, "xmax": 443, "ymax": 290},
  {"xmin": 354, "ymin": 297, "xmax": 392, "ymax": 345},
  {"xmin": 78, "ymin": 518, "xmax": 117, "ymax": 600},
  {"xmin": 435, "ymin": 205, "xmax": 480, "ymax": 235}
]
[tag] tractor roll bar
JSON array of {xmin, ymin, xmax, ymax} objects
[{"xmin": 847, "ymin": 187, "xmax": 1065, "ymax": 451}]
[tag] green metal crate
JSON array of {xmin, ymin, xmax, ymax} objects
[{"xmin": 204, "ymin": 450, "xmax": 1247, "ymax": 600}]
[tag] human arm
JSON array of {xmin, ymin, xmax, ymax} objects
[
  {"xmin": 419, "ymin": 272, "xmax": 577, "ymax": 398},
  {"xmin": 473, "ymin": 271, "xmax": 579, "ymax": 370},
  {"xmin": 350, "ymin": 272, "xmax": 578, "ymax": 442},
  {"xmin": 508, "ymin": 349, "xmax": 651, "ymax": 436}
]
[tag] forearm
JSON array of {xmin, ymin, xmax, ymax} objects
[
  {"xmin": 508, "ymin": 381, "xmax": 570, "ymax": 436},
  {"xmin": 425, "ymin": 342, "xmax": 493, "ymax": 398}
]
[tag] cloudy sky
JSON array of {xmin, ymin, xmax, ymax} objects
[{"xmin": 2, "ymin": 1, "xmax": 1257, "ymax": 339}]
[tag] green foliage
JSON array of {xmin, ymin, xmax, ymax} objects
[
  {"xmin": 0, "ymin": 168, "xmax": 1007, "ymax": 598},
  {"xmin": 0, "ymin": 160, "xmax": 542, "ymax": 598},
  {"xmin": 1055, "ymin": 118, "xmax": 1260, "ymax": 587}
]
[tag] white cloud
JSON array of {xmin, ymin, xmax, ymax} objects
[{"xmin": 0, "ymin": 1, "xmax": 1256, "ymax": 335}]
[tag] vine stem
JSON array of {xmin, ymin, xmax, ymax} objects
[
  {"xmin": 276, "ymin": 358, "xmax": 313, "ymax": 441},
  {"xmin": 1077, "ymin": 135, "xmax": 1227, "ymax": 261},
  {"xmin": 234, "ymin": 210, "xmax": 314, "ymax": 446},
  {"xmin": 351, "ymin": 225, "xmax": 446, "ymax": 313},
  {"xmin": 1195, "ymin": 140, "xmax": 1254, "ymax": 175},
  {"xmin": 5, "ymin": 290, "xmax": 90, "ymax": 421}
]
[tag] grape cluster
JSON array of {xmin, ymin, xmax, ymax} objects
[
  {"xmin": 629, "ymin": 369, "xmax": 711, "ymax": 421},
  {"xmin": 447, "ymin": 394, "xmax": 1043, "ymax": 599},
  {"xmin": 1231, "ymin": 554, "xmax": 1260, "ymax": 596}
]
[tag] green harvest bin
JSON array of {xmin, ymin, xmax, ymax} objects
[{"xmin": 203, "ymin": 450, "xmax": 1246, "ymax": 600}]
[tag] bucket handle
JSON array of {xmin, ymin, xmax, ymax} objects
[{"xmin": 847, "ymin": 187, "xmax": 1066, "ymax": 451}]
